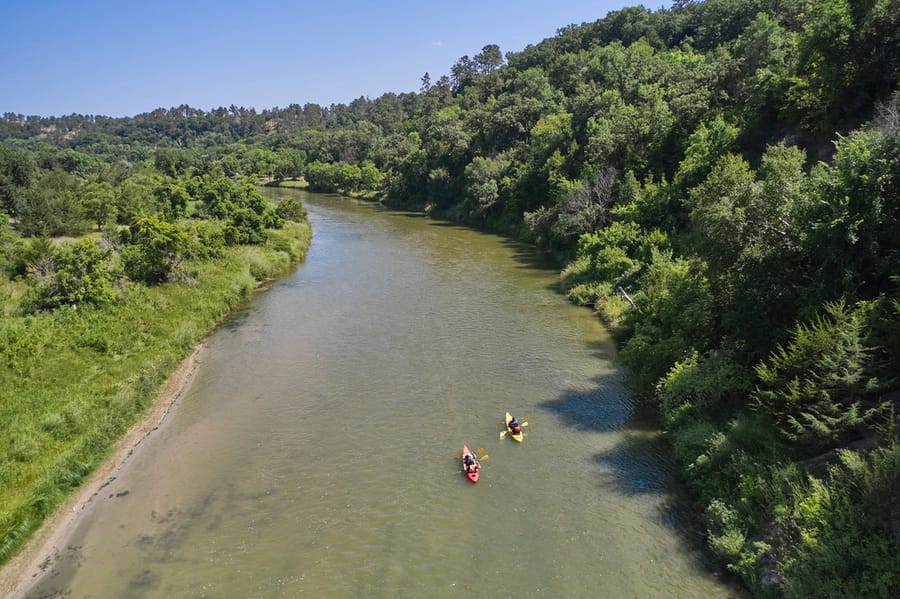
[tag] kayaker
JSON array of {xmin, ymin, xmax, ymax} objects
[
  {"xmin": 464, "ymin": 453, "xmax": 478, "ymax": 472},
  {"xmin": 510, "ymin": 417, "xmax": 522, "ymax": 435}
]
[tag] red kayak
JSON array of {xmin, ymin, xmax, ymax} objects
[{"xmin": 461, "ymin": 445, "xmax": 480, "ymax": 483}]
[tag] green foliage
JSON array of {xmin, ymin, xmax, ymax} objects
[
  {"xmin": 154, "ymin": 179, "xmax": 190, "ymax": 219},
  {"xmin": 781, "ymin": 445, "xmax": 900, "ymax": 598},
  {"xmin": 0, "ymin": 213, "xmax": 24, "ymax": 276},
  {"xmin": 463, "ymin": 153, "xmax": 513, "ymax": 218},
  {"xmin": 154, "ymin": 147, "xmax": 192, "ymax": 178},
  {"xmin": 81, "ymin": 181, "xmax": 116, "ymax": 231},
  {"xmin": 673, "ymin": 115, "xmax": 740, "ymax": 192},
  {"xmin": 620, "ymin": 249, "xmax": 714, "ymax": 394},
  {"xmin": 705, "ymin": 499, "xmax": 747, "ymax": 563},
  {"xmin": 685, "ymin": 153, "xmax": 756, "ymax": 272},
  {"xmin": 195, "ymin": 172, "xmax": 238, "ymax": 219},
  {"xmin": 682, "ymin": 412, "xmax": 786, "ymax": 507},
  {"xmin": 116, "ymin": 170, "xmax": 164, "ymax": 223},
  {"xmin": 25, "ymin": 238, "xmax": 116, "ymax": 311},
  {"xmin": 17, "ymin": 170, "xmax": 87, "ymax": 237},
  {"xmin": 786, "ymin": 0, "xmax": 893, "ymax": 133},
  {"xmin": 275, "ymin": 195, "xmax": 307, "ymax": 222},
  {"xmin": 753, "ymin": 299, "xmax": 886, "ymax": 452},
  {"xmin": 0, "ymin": 142, "xmax": 36, "ymax": 218},
  {"xmin": 120, "ymin": 217, "xmax": 195, "ymax": 284},
  {"xmin": 222, "ymin": 182, "xmax": 283, "ymax": 244},
  {"xmin": 656, "ymin": 349, "xmax": 753, "ymax": 427},
  {"xmin": 304, "ymin": 160, "xmax": 341, "ymax": 192},
  {"xmin": 804, "ymin": 126, "xmax": 899, "ymax": 301}
]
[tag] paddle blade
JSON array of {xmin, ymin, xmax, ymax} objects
[
  {"xmin": 522, "ymin": 421, "xmax": 529, "ymax": 427},
  {"xmin": 480, "ymin": 455, "xmax": 488, "ymax": 461},
  {"xmin": 499, "ymin": 431, "xmax": 507, "ymax": 438},
  {"xmin": 476, "ymin": 448, "xmax": 484, "ymax": 454}
]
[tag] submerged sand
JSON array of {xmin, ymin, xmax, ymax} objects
[{"xmin": 0, "ymin": 345, "xmax": 204, "ymax": 598}]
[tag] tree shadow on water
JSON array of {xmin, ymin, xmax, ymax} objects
[
  {"xmin": 539, "ymin": 375, "xmax": 634, "ymax": 434},
  {"xmin": 536, "ymin": 354, "xmax": 746, "ymax": 591}
]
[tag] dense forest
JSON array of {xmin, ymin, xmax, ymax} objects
[{"xmin": 2, "ymin": 0, "xmax": 899, "ymax": 596}]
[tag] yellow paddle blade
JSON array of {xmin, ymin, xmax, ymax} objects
[
  {"xmin": 480, "ymin": 455, "xmax": 488, "ymax": 461},
  {"xmin": 499, "ymin": 431, "xmax": 507, "ymax": 438},
  {"xmin": 522, "ymin": 421, "xmax": 529, "ymax": 427},
  {"xmin": 476, "ymin": 448, "xmax": 484, "ymax": 454}
]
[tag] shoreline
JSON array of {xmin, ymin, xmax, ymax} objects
[{"xmin": 0, "ymin": 343, "xmax": 205, "ymax": 598}]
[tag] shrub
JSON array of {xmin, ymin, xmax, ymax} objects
[{"xmin": 26, "ymin": 238, "xmax": 116, "ymax": 310}]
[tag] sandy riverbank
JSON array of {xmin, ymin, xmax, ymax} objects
[{"xmin": 0, "ymin": 344, "xmax": 205, "ymax": 598}]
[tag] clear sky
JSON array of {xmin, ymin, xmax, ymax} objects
[{"xmin": 1, "ymin": 0, "xmax": 672, "ymax": 118}]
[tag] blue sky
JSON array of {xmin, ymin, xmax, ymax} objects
[{"xmin": 2, "ymin": 0, "xmax": 671, "ymax": 118}]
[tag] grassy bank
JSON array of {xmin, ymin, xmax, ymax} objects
[{"xmin": 0, "ymin": 220, "xmax": 312, "ymax": 567}]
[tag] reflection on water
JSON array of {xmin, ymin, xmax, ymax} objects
[{"xmin": 19, "ymin": 191, "xmax": 743, "ymax": 598}]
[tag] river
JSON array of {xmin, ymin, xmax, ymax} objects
[{"xmin": 18, "ymin": 190, "xmax": 742, "ymax": 598}]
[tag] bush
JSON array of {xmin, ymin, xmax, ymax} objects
[
  {"xmin": 753, "ymin": 299, "xmax": 886, "ymax": 453},
  {"xmin": 120, "ymin": 217, "xmax": 194, "ymax": 284},
  {"xmin": 782, "ymin": 445, "xmax": 900, "ymax": 598},
  {"xmin": 26, "ymin": 238, "xmax": 116, "ymax": 310},
  {"xmin": 275, "ymin": 195, "xmax": 307, "ymax": 222},
  {"xmin": 656, "ymin": 349, "xmax": 753, "ymax": 427}
]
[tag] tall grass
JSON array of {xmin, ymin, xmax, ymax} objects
[{"xmin": 0, "ymin": 221, "xmax": 311, "ymax": 565}]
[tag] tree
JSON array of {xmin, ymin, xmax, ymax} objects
[
  {"xmin": 154, "ymin": 179, "xmax": 190, "ymax": 220},
  {"xmin": 154, "ymin": 147, "xmax": 192, "ymax": 178},
  {"xmin": 673, "ymin": 115, "xmax": 740, "ymax": 192},
  {"xmin": 117, "ymin": 171, "xmax": 163, "ymax": 224},
  {"xmin": 18, "ymin": 170, "xmax": 86, "ymax": 237},
  {"xmin": 28, "ymin": 238, "xmax": 115, "ymax": 310},
  {"xmin": 451, "ymin": 55, "xmax": 476, "ymax": 90},
  {"xmin": 120, "ymin": 217, "xmax": 194, "ymax": 284},
  {"xmin": 621, "ymin": 248, "xmax": 714, "ymax": 395},
  {"xmin": 685, "ymin": 153, "xmax": 755, "ymax": 275},
  {"xmin": 272, "ymin": 148, "xmax": 306, "ymax": 181},
  {"xmin": 275, "ymin": 196, "xmax": 307, "ymax": 222},
  {"xmin": 803, "ymin": 126, "xmax": 899, "ymax": 301},
  {"xmin": 358, "ymin": 160, "xmax": 385, "ymax": 191},
  {"xmin": 557, "ymin": 167, "xmax": 618, "ymax": 242},
  {"xmin": 463, "ymin": 153, "xmax": 512, "ymax": 218},
  {"xmin": 82, "ymin": 181, "xmax": 116, "ymax": 231},
  {"xmin": 753, "ymin": 300, "xmax": 885, "ymax": 452},
  {"xmin": 0, "ymin": 143, "xmax": 36, "ymax": 218},
  {"xmin": 474, "ymin": 44, "xmax": 504, "ymax": 73}
]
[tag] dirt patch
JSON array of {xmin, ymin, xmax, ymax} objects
[{"xmin": 0, "ymin": 344, "xmax": 205, "ymax": 598}]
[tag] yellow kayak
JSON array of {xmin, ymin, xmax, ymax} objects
[{"xmin": 505, "ymin": 412, "xmax": 524, "ymax": 442}]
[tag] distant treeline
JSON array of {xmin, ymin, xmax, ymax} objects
[{"xmin": 2, "ymin": 0, "xmax": 899, "ymax": 596}]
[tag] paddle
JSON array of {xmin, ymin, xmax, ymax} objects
[{"xmin": 461, "ymin": 448, "xmax": 488, "ymax": 465}]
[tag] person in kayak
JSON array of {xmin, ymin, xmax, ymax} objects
[
  {"xmin": 509, "ymin": 417, "xmax": 522, "ymax": 435},
  {"xmin": 464, "ymin": 453, "xmax": 479, "ymax": 473}
]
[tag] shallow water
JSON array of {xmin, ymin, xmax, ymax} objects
[{"xmin": 21, "ymin": 191, "xmax": 742, "ymax": 598}]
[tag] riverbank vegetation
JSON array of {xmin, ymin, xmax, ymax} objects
[
  {"xmin": 0, "ymin": 154, "xmax": 312, "ymax": 565},
  {"xmin": 2, "ymin": 0, "xmax": 898, "ymax": 595}
]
